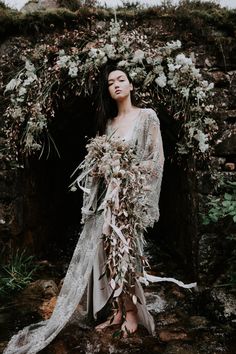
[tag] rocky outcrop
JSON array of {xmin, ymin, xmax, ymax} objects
[{"xmin": 21, "ymin": 0, "xmax": 59, "ymax": 13}]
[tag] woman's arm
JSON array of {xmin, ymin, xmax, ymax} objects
[
  {"xmin": 138, "ymin": 109, "xmax": 165, "ymax": 226},
  {"xmin": 140, "ymin": 109, "xmax": 164, "ymax": 176}
]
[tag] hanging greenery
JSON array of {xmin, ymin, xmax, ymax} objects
[{"xmin": 2, "ymin": 19, "xmax": 217, "ymax": 164}]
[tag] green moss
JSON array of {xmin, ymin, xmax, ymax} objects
[
  {"xmin": 0, "ymin": 0, "xmax": 11, "ymax": 10},
  {"xmin": 58, "ymin": 0, "xmax": 82, "ymax": 11},
  {"xmin": 0, "ymin": 3, "xmax": 235, "ymax": 41}
]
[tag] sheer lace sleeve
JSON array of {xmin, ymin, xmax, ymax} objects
[{"xmin": 137, "ymin": 109, "xmax": 165, "ymax": 227}]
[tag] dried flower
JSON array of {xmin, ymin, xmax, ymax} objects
[{"xmin": 70, "ymin": 135, "xmax": 152, "ymax": 301}]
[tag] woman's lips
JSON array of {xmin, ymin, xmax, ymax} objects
[{"xmin": 115, "ymin": 89, "xmax": 121, "ymax": 94}]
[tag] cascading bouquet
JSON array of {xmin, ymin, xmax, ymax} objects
[{"xmin": 70, "ymin": 134, "xmax": 153, "ymax": 304}]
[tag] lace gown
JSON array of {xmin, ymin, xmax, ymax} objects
[
  {"xmin": 86, "ymin": 108, "xmax": 163, "ymax": 335},
  {"xmin": 3, "ymin": 108, "xmax": 195, "ymax": 354}
]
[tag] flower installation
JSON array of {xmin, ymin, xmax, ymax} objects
[{"xmin": 3, "ymin": 19, "xmax": 217, "ymax": 163}]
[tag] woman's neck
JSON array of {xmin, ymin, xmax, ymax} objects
[{"xmin": 116, "ymin": 98, "xmax": 135, "ymax": 118}]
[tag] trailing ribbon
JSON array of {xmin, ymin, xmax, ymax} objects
[{"xmin": 139, "ymin": 271, "xmax": 197, "ymax": 289}]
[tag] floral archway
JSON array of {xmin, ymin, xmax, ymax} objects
[{"xmin": 3, "ymin": 19, "xmax": 217, "ymax": 165}]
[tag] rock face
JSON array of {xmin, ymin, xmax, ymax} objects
[
  {"xmin": 22, "ymin": 279, "xmax": 59, "ymax": 299},
  {"xmin": 209, "ymin": 288, "xmax": 236, "ymax": 322},
  {"xmin": 21, "ymin": 0, "xmax": 60, "ymax": 13}
]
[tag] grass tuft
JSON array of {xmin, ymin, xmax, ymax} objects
[{"xmin": 0, "ymin": 249, "xmax": 40, "ymax": 298}]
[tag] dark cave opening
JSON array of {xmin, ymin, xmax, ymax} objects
[{"xmin": 24, "ymin": 97, "xmax": 197, "ymax": 278}]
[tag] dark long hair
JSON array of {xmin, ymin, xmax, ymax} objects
[{"xmin": 96, "ymin": 64, "xmax": 136, "ymax": 135}]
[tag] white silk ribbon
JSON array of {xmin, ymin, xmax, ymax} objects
[{"xmin": 139, "ymin": 272, "xmax": 197, "ymax": 289}]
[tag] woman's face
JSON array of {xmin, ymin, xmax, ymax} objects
[{"xmin": 108, "ymin": 70, "xmax": 133, "ymax": 101}]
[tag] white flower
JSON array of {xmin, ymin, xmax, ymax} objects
[
  {"xmin": 155, "ymin": 73, "xmax": 167, "ymax": 88},
  {"xmin": 4, "ymin": 78, "xmax": 21, "ymax": 92},
  {"xmin": 204, "ymin": 105, "xmax": 214, "ymax": 113},
  {"xmin": 168, "ymin": 63, "xmax": 181, "ymax": 72},
  {"xmin": 207, "ymin": 82, "xmax": 214, "ymax": 91},
  {"xmin": 166, "ymin": 40, "xmax": 182, "ymax": 50},
  {"xmin": 94, "ymin": 56, "xmax": 107, "ymax": 66},
  {"xmin": 25, "ymin": 133, "xmax": 33, "ymax": 147},
  {"xmin": 129, "ymin": 70, "xmax": 137, "ymax": 79},
  {"xmin": 167, "ymin": 71, "xmax": 174, "ymax": 79},
  {"xmin": 16, "ymin": 96, "xmax": 24, "ymax": 103},
  {"xmin": 103, "ymin": 44, "xmax": 116, "ymax": 59},
  {"xmin": 111, "ymin": 36, "xmax": 117, "ymax": 43},
  {"xmin": 25, "ymin": 60, "xmax": 35, "ymax": 73},
  {"xmin": 191, "ymin": 67, "xmax": 201, "ymax": 79},
  {"xmin": 68, "ymin": 65, "xmax": 78, "ymax": 78},
  {"xmin": 70, "ymin": 185, "xmax": 77, "ymax": 192},
  {"xmin": 23, "ymin": 75, "xmax": 36, "ymax": 86},
  {"xmin": 196, "ymin": 88, "xmax": 206, "ymax": 101},
  {"xmin": 168, "ymin": 63, "xmax": 176, "ymax": 72},
  {"xmin": 97, "ymin": 49, "xmax": 106, "ymax": 59},
  {"xmin": 194, "ymin": 130, "xmax": 209, "ymax": 152},
  {"xmin": 180, "ymin": 65, "xmax": 190, "ymax": 73},
  {"xmin": 58, "ymin": 49, "xmax": 65, "ymax": 56},
  {"xmin": 19, "ymin": 87, "xmax": 27, "ymax": 96},
  {"xmin": 146, "ymin": 57, "xmax": 153, "ymax": 65},
  {"xmin": 102, "ymin": 56, "xmax": 108, "ymax": 64},
  {"xmin": 153, "ymin": 65, "xmax": 164, "ymax": 74},
  {"xmin": 168, "ymin": 73, "xmax": 179, "ymax": 88},
  {"xmin": 175, "ymin": 53, "xmax": 192, "ymax": 66},
  {"xmin": 153, "ymin": 56, "xmax": 163, "ymax": 65},
  {"xmin": 31, "ymin": 143, "xmax": 41, "ymax": 150},
  {"xmin": 11, "ymin": 107, "xmax": 22, "ymax": 118},
  {"xmin": 117, "ymin": 60, "xmax": 128, "ymax": 67},
  {"xmin": 189, "ymin": 127, "xmax": 195, "ymax": 138},
  {"xmin": 132, "ymin": 49, "xmax": 145, "ymax": 64},
  {"xmin": 181, "ymin": 87, "xmax": 190, "ymax": 99},
  {"xmin": 204, "ymin": 117, "xmax": 215, "ymax": 125},
  {"xmin": 175, "ymin": 40, "xmax": 182, "ymax": 48},
  {"xmin": 201, "ymin": 80, "xmax": 209, "ymax": 88},
  {"xmin": 88, "ymin": 48, "xmax": 97, "ymax": 58},
  {"xmin": 56, "ymin": 55, "xmax": 70, "ymax": 68},
  {"xmin": 108, "ymin": 20, "xmax": 121, "ymax": 37},
  {"xmin": 89, "ymin": 48, "xmax": 105, "ymax": 60}
]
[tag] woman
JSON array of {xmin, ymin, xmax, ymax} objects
[
  {"xmin": 4, "ymin": 66, "xmax": 194, "ymax": 354},
  {"xmin": 89, "ymin": 65, "xmax": 165, "ymax": 336}
]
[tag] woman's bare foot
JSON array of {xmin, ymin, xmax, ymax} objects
[
  {"xmin": 121, "ymin": 309, "xmax": 138, "ymax": 337},
  {"xmin": 95, "ymin": 311, "xmax": 122, "ymax": 331}
]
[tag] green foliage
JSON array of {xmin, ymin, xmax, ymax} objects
[
  {"xmin": 178, "ymin": 0, "xmax": 221, "ymax": 10},
  {"xmin": 0, "ymin": 1, "xmax": 12, "ymax": 10},
  {"xmin": 202, "ymin": 181, "xmax": 236, "ymax": 225},
  {"xmin": 58, "ymin": 0, "xmax": 97, "ymax": 11},
  {"xmin": 228, "ymin": 271, "xmax": 236, "ymax": 286},
  {"xmin": 0, "ymin": 249, "xmax": 39, "ymax": 297},
  {"xmin": 119, "ymin": 1, "xmax": 142, "ymax": 9},
  {"xmin": 174, "ymin": 1, "xmax": 236, "ymax": 37},
  {"xmin": 58, "ymin": 0, "xmax": 98, "ymax": 11},
  {"xmin": 0, "ymin": 1, "xmax": 7, "ymax": 10},
  {"xmin": 0, "ymin": 1, "xmax": 235, "ymax": 40},
  {"xmin": 58, "ymin": 0, "xmax": 82, "ymax": 11},
  {"xmin": 219, "ymin": 234, "xmax": 236, "ymax": 287},
  {"xmin": 201, "ymin": 181, "xmax": 236, "ymax": 288}
]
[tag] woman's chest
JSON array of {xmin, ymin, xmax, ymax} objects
[
  {"xmin": 106, "ymin": 110, "xmax": 144, "ymax": 142},
  {"xmin": 107, "ymin": 119, "xmax": 136, "ymax": 141}
]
